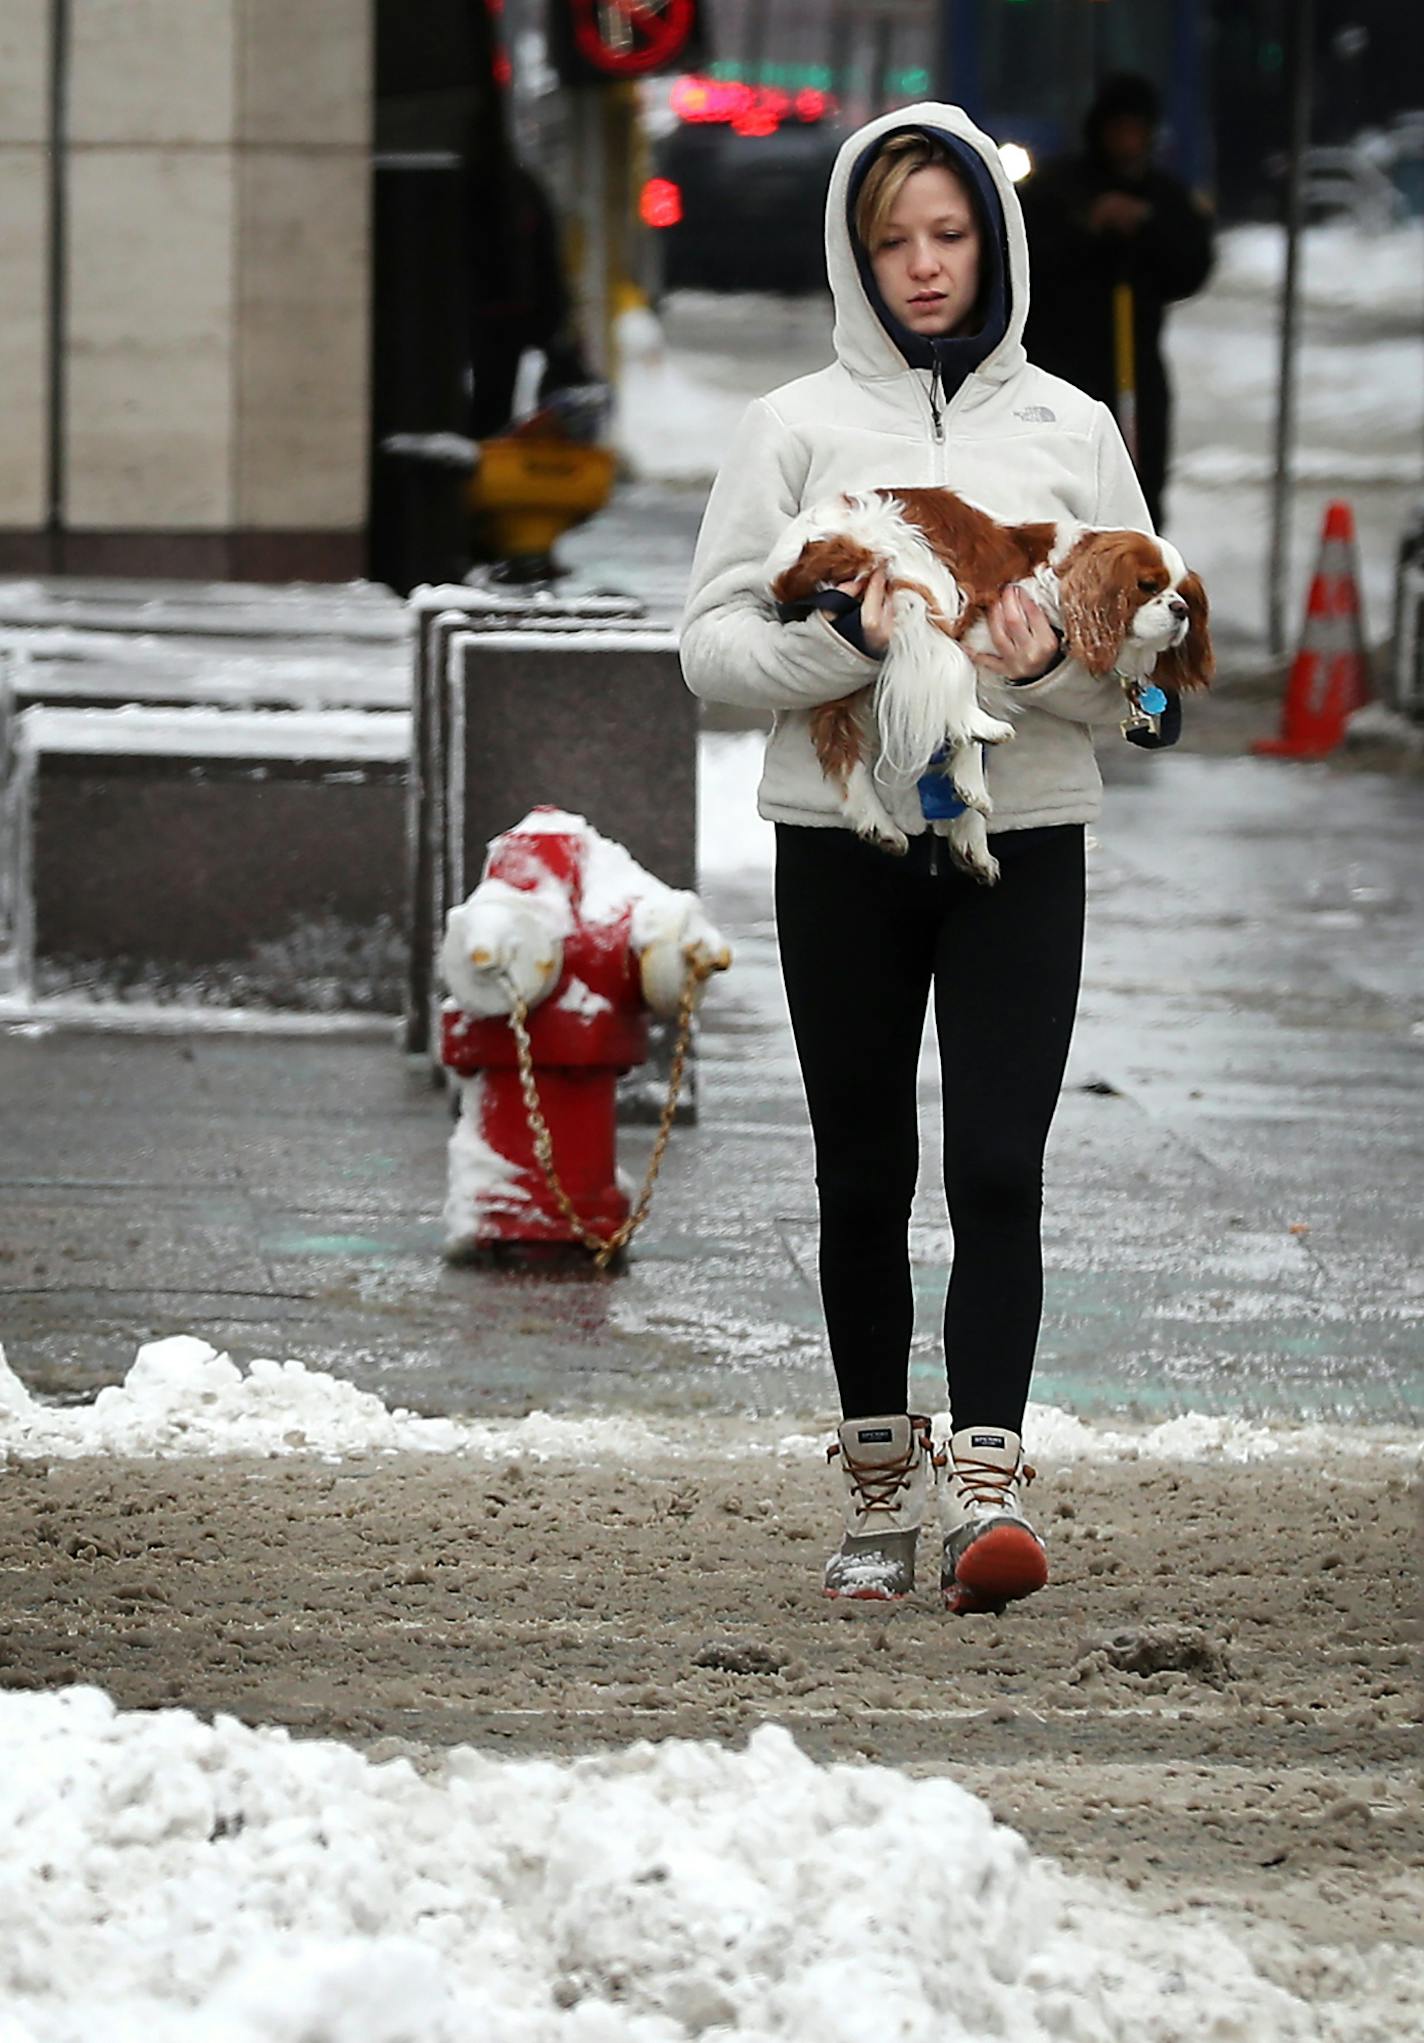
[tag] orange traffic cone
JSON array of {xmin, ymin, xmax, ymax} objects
[{"xmin": 1255, "ymin": 501, "xmax": 1371, "ymax": 757}]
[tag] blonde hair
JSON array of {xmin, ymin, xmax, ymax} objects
[{"xmin": 853, "ymin": 133, "xmax": 969, "ymax": 250}]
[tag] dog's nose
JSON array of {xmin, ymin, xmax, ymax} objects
[{"xmin": 1167, "ymin": 596, "xmax": 1189, "ymax": 619}]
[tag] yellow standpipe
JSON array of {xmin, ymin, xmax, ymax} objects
[{"xmin": 466, "ymin": 435, "xmax": 617, "ymax": 566}]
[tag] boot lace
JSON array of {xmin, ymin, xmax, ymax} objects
[
  {"xmin": 951, "ymin": 1454, "xmax": 1037, "ymax": 1513},
  {"xmin": 827, "ymin": 1431, "xmax": 925, "ymax": 1516}
]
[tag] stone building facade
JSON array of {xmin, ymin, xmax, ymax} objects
[{"xmin": 0, "ymin": 0, "xmax": 371, "ymax": 578}]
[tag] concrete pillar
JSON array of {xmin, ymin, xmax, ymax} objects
[
  {"xmin": 0, "ymin": 0, "xmax": 54, "ymax": 544},
  {"xmin": 0, "ymin": 0, "xmax": 373, "ymax": 579}
]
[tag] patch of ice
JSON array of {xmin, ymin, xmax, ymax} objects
[{"xmin": 0, "ymin": 1688, "xmax": 1332, "ymax": 2042}]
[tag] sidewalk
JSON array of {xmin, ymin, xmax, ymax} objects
[{"xmin": 1, "ymin": 715, "xmax": 1420, "ymax": 1427}]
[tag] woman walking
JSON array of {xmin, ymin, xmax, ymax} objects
[{"xmin": 680, "ymin": 104, "xmax": 1156, "ymax": 1614}]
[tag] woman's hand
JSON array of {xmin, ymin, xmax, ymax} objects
[
  {"xmin": 977, "ymin": 586, "xmax": 1062, "ymax": 680},
  {"xmin": 834, "ymin": 565, "xmax": 892, "ymax": 655}
]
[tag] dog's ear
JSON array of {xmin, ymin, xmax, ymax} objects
[
  {"xmin": 769, "ymin": 541, "xmax": 823, "ymax": 607},
  {"xmin": 771, "ymin": 537, "xmax": 872, "ymax": 607},
  {"xmin": 1153, "ymin": 572, "xmax": 1215, "ymax": 691},
  {"xmin": 1057, "ymin": 533, "xmax": 1143, "ymax": 674}
]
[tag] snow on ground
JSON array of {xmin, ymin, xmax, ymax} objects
[
  {"xmin": 1207, "ymin": 220, "xmax": 1424, "ymax": 319},
  {"xmin": 697, "ymin": 729, "xmax": 775, "ymax": 875},
  {"xmin": 0, "ymin": 1335, "xmax": 1414, "ymax": 1468},
  {"xmin": 0, "ymin": 1686, "xmax": 1345, "ymax": 2043}
]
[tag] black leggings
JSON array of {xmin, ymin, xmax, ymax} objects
[{"xmin": 774, "ymin": 822, "xmax": 1085, "ymax": 1430}]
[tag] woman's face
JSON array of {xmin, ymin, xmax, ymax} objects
[{"xmin": 868, "ymin": 165, "xmax": 982, "ymax": 338}]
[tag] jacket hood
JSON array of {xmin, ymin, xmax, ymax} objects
[{"xmin": 825, "ymin": 102, "xmax": 1030, "ymax": 389}]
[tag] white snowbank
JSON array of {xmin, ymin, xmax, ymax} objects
[
  {"xmin": 1209, "ymin": 220, "xmax": 1424, "ymax": 317},
  {"xmin": 0, "ymin": 1337, "xmax": 465, "ymax": 1462},
  {"xmin": 1, "ymin": 1687, "xmax": 1325, "ymax": 2043},
  {"xmin": 0, "ymin": 1337, "xmax": 1415, "ymax": 1467},
  {"xmin": 698, "ymin": 730, "xmax": 775, "ymax": 876}
]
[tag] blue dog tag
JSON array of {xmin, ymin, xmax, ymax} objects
[{"xmin": 1139, "ymin": 683, "xmax": 1168, "ymax": 716}]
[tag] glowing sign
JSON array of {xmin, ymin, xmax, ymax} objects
[{"xmin": 670, "ymin": 73, "xmax": 838, "ymax": 133}]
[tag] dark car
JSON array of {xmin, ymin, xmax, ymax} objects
[{"xmin": 653, "ymin": 118, "xmax": 843, "ymax": 293}]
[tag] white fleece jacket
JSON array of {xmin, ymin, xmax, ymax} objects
[{"xmin": 679, "ymin": 101, "xmax": 1156, "ymax": 838}]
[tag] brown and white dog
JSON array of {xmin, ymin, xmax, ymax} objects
[{"xmin": 767, "ymin": 488, "xmax": 1213, "ymax": 881}]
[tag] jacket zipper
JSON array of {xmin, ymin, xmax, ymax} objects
[{"xmin": 926, "ymin": 351, "xmax": 945, "ymax": 443}]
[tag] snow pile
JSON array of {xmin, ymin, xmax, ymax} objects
[
  {"xmin": 1020, "ymin": 1401, "xmax": 1360, "ymax": 1465},
  {"xmin": 1209, "ymin": 220, "xmax": 1424, "ymax": 318},
  {"xmin": 2, "ymin": 1337, "xmax": 1416, "ymax": 1467},
  {"xmin": 1, "ymin": 1687, "xmax": 1319, "ymax": 2043},
  {"xmin": 777, "ymin": 1400, "xmax": 1420, "ymax": 1468},
  {"xmin": 0, "ymin": 1337, "xmax": 465, "ymax": 1462},
  {"xmin": 0, "ymin": 1338, "xmax": 758, "ymax": 1465}
]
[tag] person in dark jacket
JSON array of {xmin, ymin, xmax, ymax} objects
[
  {"xmin": 467, "ymin": 160, "xmax": 590, "ymax": 439},
  {"xmin": 1020, "ymin": 73, "xmax": 1214, "ymax": 529}
]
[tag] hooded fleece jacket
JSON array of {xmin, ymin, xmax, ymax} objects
[{"xmin": 679, "ymin": 102, "xmax": 1156, "ymax": 839}]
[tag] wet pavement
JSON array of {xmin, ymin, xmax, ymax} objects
[
  {"xmin": 1, "ymin": 713, "xmax": 1420, "ymax": 1427},
  {"xmin": 2, "ymin": 480, "xmax": 1421, "ymax": 1427}
]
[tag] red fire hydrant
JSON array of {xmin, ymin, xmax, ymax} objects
[{"xmin": 439, "ymin": 807, "xmax": 729, "ymax": 1262}]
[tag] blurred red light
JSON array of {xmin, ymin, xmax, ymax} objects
[
  {"xmin": 641, "ymin": 177, "xmax": 684, "ymax": 228},
  {"xmin": 674, "ymin": 74, "xmax": 834, "ymax": 134},
  {"xmin": 492, "ymin": 49, "xmax": 512, "ymax": 86},
  {"xmin": 671, "ymin": 76, "xmax": 709, "ymax": 119}
]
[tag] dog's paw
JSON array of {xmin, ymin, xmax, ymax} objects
[
  {"xmin": 948, "ymin": 813, "xmax": 999, "ymax": 886},
  {"xmin": 952, "ymin": 791, "xmax": 993, "ymax": 820},
  {"xmin": 967, "ymin": 710, "xmax": 1015, "ymax": 746},
  {"xmin": 948, "ymin": 756, "xmax": 992, "ymax": 818},
  {"xmin": 859, "ymin": 820, "xmax": 909, "ymax": 856}
]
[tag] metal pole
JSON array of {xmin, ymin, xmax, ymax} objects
[
  {"xmin": 1267, "ymin": 0, "xmax": 1314, "ymax": 656},
  {"xmin": 571, "ymin": 87, "xmax": 609, "ymax": 381},
  {"xmin": 932, "ymin": 0, "xmax": 954, "ymax": 100},
  {"xmin": 46, "ymin": 0, "xmax": 70, "ymax": 555}
]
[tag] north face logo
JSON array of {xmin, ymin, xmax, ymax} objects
[{"xmin": 1014, "ymin": 405, "xmax": 1056, "ymax": 423}]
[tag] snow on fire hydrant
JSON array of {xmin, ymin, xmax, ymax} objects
[{"xmin": 439, "ymin": 807, "xmax": 730, "ymax": 1266}]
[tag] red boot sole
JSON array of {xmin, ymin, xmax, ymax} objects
[{"xmin": 945, "ymin": 1525, "xmax": 1048, "ymax": 1615}]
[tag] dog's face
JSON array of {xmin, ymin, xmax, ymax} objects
[{"xmin": 1057, "ymin": 530, "xmax": 1214, "ymax": 688}]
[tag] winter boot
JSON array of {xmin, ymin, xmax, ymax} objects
[
  {"xmin": 823, "ymin": 1413, "xmax": 933, "ymax": 1600},
  {"xmin": 938, "ymin": 1425, "xmax": 1048, "ymax": 1616}
]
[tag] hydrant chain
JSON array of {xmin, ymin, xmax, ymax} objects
[{"xmin": 499, "ymin": 960, "xmax": 706, "ymax": 1269}]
